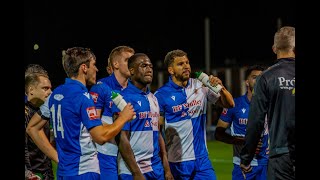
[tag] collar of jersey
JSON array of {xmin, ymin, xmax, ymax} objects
[{"xmin": 168, "ymin": 76, "xmax": 190, "ymax": 90}]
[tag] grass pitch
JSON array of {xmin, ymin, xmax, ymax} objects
[{"xmin": 207, "ymin": 140, "xmax": 233, "ymax": 180}]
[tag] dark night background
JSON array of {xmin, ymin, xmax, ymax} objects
[
  {"xmin": 24, "ymin": 0, "xmax": 295, "ymax": 89},
  {"xmin": 21, "ymin": 1, "xmax": 298, "ymax": 179}
]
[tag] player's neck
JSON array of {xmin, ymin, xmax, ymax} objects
[
  {"xmin": 172, "ymin": 76, "xmax": 188, "ymax": 87},
  {"xmin": 72, "ymin": 75, "xmax": 87, "ymax": 87},
  {"xmin": 247, "ymin": 90, "xmax": 253, "ymax": 102},
  {"xmin": 27, "ymin": 97, "xmax": 43, "ymax": 108},
  {"xmin": 277, "ymin": 51, "xmax": 295, "ymax": 60},
  {"xmin": 114, "ymin": 72, "xmax": 128, "ymax": 88}
]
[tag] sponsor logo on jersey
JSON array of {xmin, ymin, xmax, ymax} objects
[
  {"xmin": 54, "ymin": 94, "xmax": 64, "ymax": 101},
  {"xmin": 172, "ymin": 100, "xmax": 202, "ymax": 113},
  {"xmin": 137, "ymin": 101, "xmax": 141, "ymax": 106},
  {"xmin": 181, "ymin": 111, "xmax": 187, "ymax": 117},
  {"xmin": 83, "ymin": 92, "xmax": 91, "ymax": 99},
  {"xmin": 188, "ymin": 107, "xmax": 201, "ymax": 116},
  {"xmin": 89, "ymin": 92, "xmax": 99, "ymax": 103},
  {"xmin": 241, "ymin": 108, "xmax": 246, "ymax": 114},
  {"xmin": 139, "ymin": 111, "xmax": 160, "ymax": 119},
  {"xmin": 171, "ymin": 96, "xmax": 175, "ymax": 101},
  {"xmin": 150, "ymin": 119, "xmax": 158, "ymax": 129},
  {"xmin": 144, "ymin": 120, "xmax": 150, "ymax": 127},
  {"xmin": 109, "ymin": 101, "xmax": 113, "ymax": 108},
  {"xmin": 221, "ymin": 108, "xmax": 228, "ymax": 115},
  {"xmin": 86, "ymin": 106, "xmax": 98, "ymax": 120},
  {"xmin": 239, "ymin": 118, "xmax": 248, "ymax": 125}
]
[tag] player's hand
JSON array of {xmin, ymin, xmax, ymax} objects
[
  {"xmin": 119, "ymin": 103, "xmax": 136, "ymax": 122},
  {"xmin": 165, "ymin": 171, "xmax": 174, "ymax": 180},
  {"xmin": 240, "ymin": 163, "xmax": 252, "ymax": 173},
  {"xmin": 26, "ymin": 173, "xmax": 41, "ymax": 180},
  {"xmin": 255, "ymin": 138, "xmax": 263, "ymax": 154},
  {"xmin": 209, "ymin": 75, "xmax": 223, "ymax": 87}
]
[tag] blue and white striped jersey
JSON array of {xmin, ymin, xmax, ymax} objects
[
  {"xmin": 118, "ymin": 82, "xmax": 162, "ymax": 175},
  {"xmin": 48, "ymin": 78, "xmax": 102, "ymax": 176},
  {"xmin": 154, "ymin": 77, "xmax": 220, "ymax": 162},
  {"xmin": 219, "ymin": 94, "xmax": 269, "ymax": 166},
  {"xmin": 89, "ymin": 73, "xmax": 123, "ymax": 156}
]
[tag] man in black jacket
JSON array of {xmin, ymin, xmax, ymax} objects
[
  {"xmin": 25, "ymin": 64, "xmax": 54, "ymax": 180},
  {"xmin": 240, "ymin": 26, "xmax": 295, "ymax": 180}
]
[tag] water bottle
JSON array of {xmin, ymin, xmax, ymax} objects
[
  {"xmin": 111, "ymin": 91, "xmax": 136, "ymax": 120},
  {"xmin": 194, "ymin": 71, "xmax": 222, "ymax": 94}
]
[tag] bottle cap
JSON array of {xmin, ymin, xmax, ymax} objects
[
  {"xmin": 194, "ymin": 71, "xmax": 203, "ymax": 78},
  {"xmin": 111, "ymin": 91, "xmax": 118, "ymax": 99}
]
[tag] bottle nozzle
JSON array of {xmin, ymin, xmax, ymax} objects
[
  {"xmin": 111, "ymin": 91, "xmax": 118, "ymax": 99},
  {"xmin": 194, "ymin": 71, "xmax": 203, "ymax": 78}
]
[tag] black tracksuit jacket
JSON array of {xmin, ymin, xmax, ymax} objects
[{"xmin": 240, "ymin": 58, "xmax": 295, "ymax": 166}]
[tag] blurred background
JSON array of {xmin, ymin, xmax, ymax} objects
[{"xmin": 24, "ymin": 0, "xmax": 294, "ymax": 179}]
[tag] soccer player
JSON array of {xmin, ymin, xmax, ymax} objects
[
  {"xmin": 28, "ymin": 47, "xmax": 135, "ymax": 179},
  {"xmin": 215, "ymin": 64, "xmax": 268, "ymax": 180},
  {"xmin": 25, "ymin": 64, "xmax": 54, "ymax": 180},
  {"xmin": 240, "ymin": 26, "xmax": 295, "ymax": 179},
  {"xmin": 117, "ymin": 53, "xmax": 173, "ymax": 180},
  {"xmin": 154, "ymin": 49, "xmax": 234, "ymax": 179},
  {"xmin": 89, "ymin": 45, "xmax": 134, "ymax": 179}
]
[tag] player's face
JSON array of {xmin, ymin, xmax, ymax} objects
[
  {"xmin": 86, "ymin": 59, "xmax": 98, "ymax": 86},
  {"xmin": 170, "ymin": 56, "xmax": 191, "ymax": 82},
  {"xmin": 247, "ymin": 70, "xmax": 262, "ymax": 92},
  {"xmin": 132, "ymin": 56, "xmax": 153, "ymax": 85},
  {"xmin": 32, "ymin": 76, "xmax": 52, "ymax": 104},
  {"xmin": 117, "ymin": 51, "xmax": 134, "ymax": 78}
]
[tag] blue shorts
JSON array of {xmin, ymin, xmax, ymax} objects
[
  {"xmin": 98, "ymin": 153, "xmax": 118, "ymax": 180},
  {"xmin": 169, "ymin": 156, "xmax": 216, "ymax": 180},
  {"xmin": 119, "ymin": 160, "xmax": 164, "ymax": 180},
  {"xmin": 233, "ymin": 164, "xmax": 267, "ymax": 180},
  {"xmin": 57, "ymin": 172, "xmax": 99, "ymax": 180}
]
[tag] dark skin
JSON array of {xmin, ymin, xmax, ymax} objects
[{"xmin": 118, "ymin": 55, "xmax": 174, "ymax": 180}]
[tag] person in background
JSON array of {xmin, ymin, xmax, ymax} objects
[
  {"xmin": 215, "ymin": 64, "xmax": 268, "ymax": 180},
  {"xmin": 25, "ymin": 64, "xmax": 54, "ymax": 180},
  {"xmin": 240, "ymin": 26, "xmax": 295, "ymax": 179},
  {"xmin": 154, "ymin": 49, "xmax": 234, "ymax": 180},
  {"xmin": 106, "ymin": 57, "xmax": 113, "ymax": 75}
]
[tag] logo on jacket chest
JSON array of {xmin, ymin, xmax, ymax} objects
[{"xmin": 278, "ymin": 77, "xmax": 295, "ymax": 90}]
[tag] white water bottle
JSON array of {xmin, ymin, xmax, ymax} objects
[
  {"xmin": 194, "ymin": 71, "xmax": 222, "ymax": 95},
  {"xmin": 111, "ymin": 91, "xmax": 136, "ymax": 120}
]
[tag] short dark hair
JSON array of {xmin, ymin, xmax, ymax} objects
[
  {"xmin": 245, "ymin": 64, "xmax": 267, "ymax": 79},
  {"xmin": 164, "ymin": 49, "xmax": 187, "ymax": 68},
  {"xmin": 62, "ymin": 47, "xmax": 95, "ymax": 78},
  {"xmin": 128, "ymin": 53, "xmax": 148, "ymax": 69}
]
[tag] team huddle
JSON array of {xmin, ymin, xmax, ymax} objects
[{"xmin": 25, "ymin": 26, "xmax": 295, "ymax": 180}]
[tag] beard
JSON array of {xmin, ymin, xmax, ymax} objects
[
  {"xmin": 179, "ymin": 73, "xmax": 190, "ymax": 82},
  {"xmin": 249, "ymin": 85, "xmax": 254, "ymax": 92}
]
